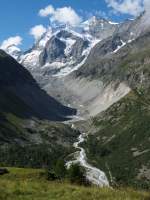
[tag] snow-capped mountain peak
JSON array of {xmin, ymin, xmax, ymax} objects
[
  {"xmin": 3, "ymin": 45, "xmax": 22, "ymax": 60},
  {"xmin": 36, "ymin": 27, "xmax": 53, "ymax": 49},
  {"xmin": 20, "ymin": 27, "xmax": 94, "ymax": 76},
  {"xmin": 17, "ymin": 16, "xmax": 121, "ymax": 80},
  {"xmin": 82, "ymin": 16, "xmax": 119, "ymax": 39}
]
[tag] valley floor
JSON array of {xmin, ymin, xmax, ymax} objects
[{"xmin": 0, "ymin": 168, "xmax": 150, "ymax": 200}]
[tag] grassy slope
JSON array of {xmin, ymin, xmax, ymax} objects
[
  {"xmin": 84, "ymin": 91, "xmax": 150, "ymax": 188},
  {"xmin": 0, "ymin": 118, "xmax": 78, "ymax": 168},
  {"xmin": 0, "ymin": 167, "xmax": 149, "ymax": 200},
  {"xmin": 0, "ymin": 99, "xmax": 78, "ymax": 168},
  {"xmin": 0, "ymin": 87, "xmax": 32, "ymax": 141},
  {"xmin": 0, "ymin": 71, "xmax": 78, "ymax": 168}
]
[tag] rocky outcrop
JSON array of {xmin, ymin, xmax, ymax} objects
[{"xmin": 39, "ymin": 37, "xmax": 66, "ymax": 66}]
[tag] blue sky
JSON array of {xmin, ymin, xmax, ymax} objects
[{"xmin": 0, "ymin": 0, "xmax": 145, "ymax": 50}]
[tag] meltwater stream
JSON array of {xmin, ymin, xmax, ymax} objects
[{"xmin": 66, "ymin": 123, "xmax": 109, "ymax": 187}]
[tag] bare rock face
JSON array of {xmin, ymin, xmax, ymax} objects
[
  {"xmin": 39, "ymin": 37, "xmax": 66, "ymax": 66},
  {"xmin": 39, "ymin": 30, "xmax": 89, "ymax": 67}
]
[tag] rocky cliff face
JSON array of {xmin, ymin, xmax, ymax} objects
[{"xmin": 20, "ymin": 29, "xmax": 92, "ymax": 78}]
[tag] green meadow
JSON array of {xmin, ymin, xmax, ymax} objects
[{"xmin": 0, "ymin": 167, "xmax": 150, "ymax": 200}]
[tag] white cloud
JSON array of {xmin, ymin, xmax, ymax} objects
[
  {"xmin": 39, "ymin": 5, "xmax": 82, "ymax": 26},
  {"xmin": 0, "ymin": 36, "xmax": 22, "ymax": 50},
  {"xmin": 105, "ymin": 0, "xmax": 144, "ymax": 17},
  {"xmin": 51, "ymin": 7, "xmax": 82, "ymax": 26},
  {"xmin": 144, "ymin": 0, "xmax": 150, "ymax": 14},
  {"xmin": 140, "ymin": 0, "xmax": 150, "ymax": 26},
  {"xmin": 30, "ymin": 25, "xmax": 46, "ymax": 40},
  {"xmin": 39, "ymin": 5, "xmax": 55, "ymax": 17}
]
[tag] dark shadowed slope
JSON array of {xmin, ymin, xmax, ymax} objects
[{"xmin": 0, "ymin": 50, "xmax": 76, "ymax": 121}]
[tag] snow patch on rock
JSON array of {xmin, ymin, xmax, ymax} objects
[
  {"xmin": 20, "ymin": 50, "xmax": 41, "ymax": 69},
  {"xmin": 53, "ymin": 39, "xmax": 100, "ymax": 77},
  {"xmin": 113, "ymin": 40, "xmax": 126, "ymax": 53},
  {"xmin": 6, "ymin": 45, "xmax": 21, "ymax": 60},
  {"xmin": 59, "ymin": 37, "xmax": 76, "ymax": 56}
]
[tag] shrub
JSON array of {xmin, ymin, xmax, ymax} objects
[
  {"xmin": 47, "ymin": 159, "xmax": 67, "ymax": 181},
  {"xmin": 54, "ymin": 159, "xmax": 67, "ymax": 179},
  {"xmin": 47, "ymin": 169, "xmax": 58, "ymax": 181},
  {"xmin": 67, "ymin": 164, "xmax": 88, "ymax": 185}
]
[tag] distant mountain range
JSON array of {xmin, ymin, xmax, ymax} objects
[{"xmin": 3, "ymin": 13, "xmax": 149, "ymax": 118}]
